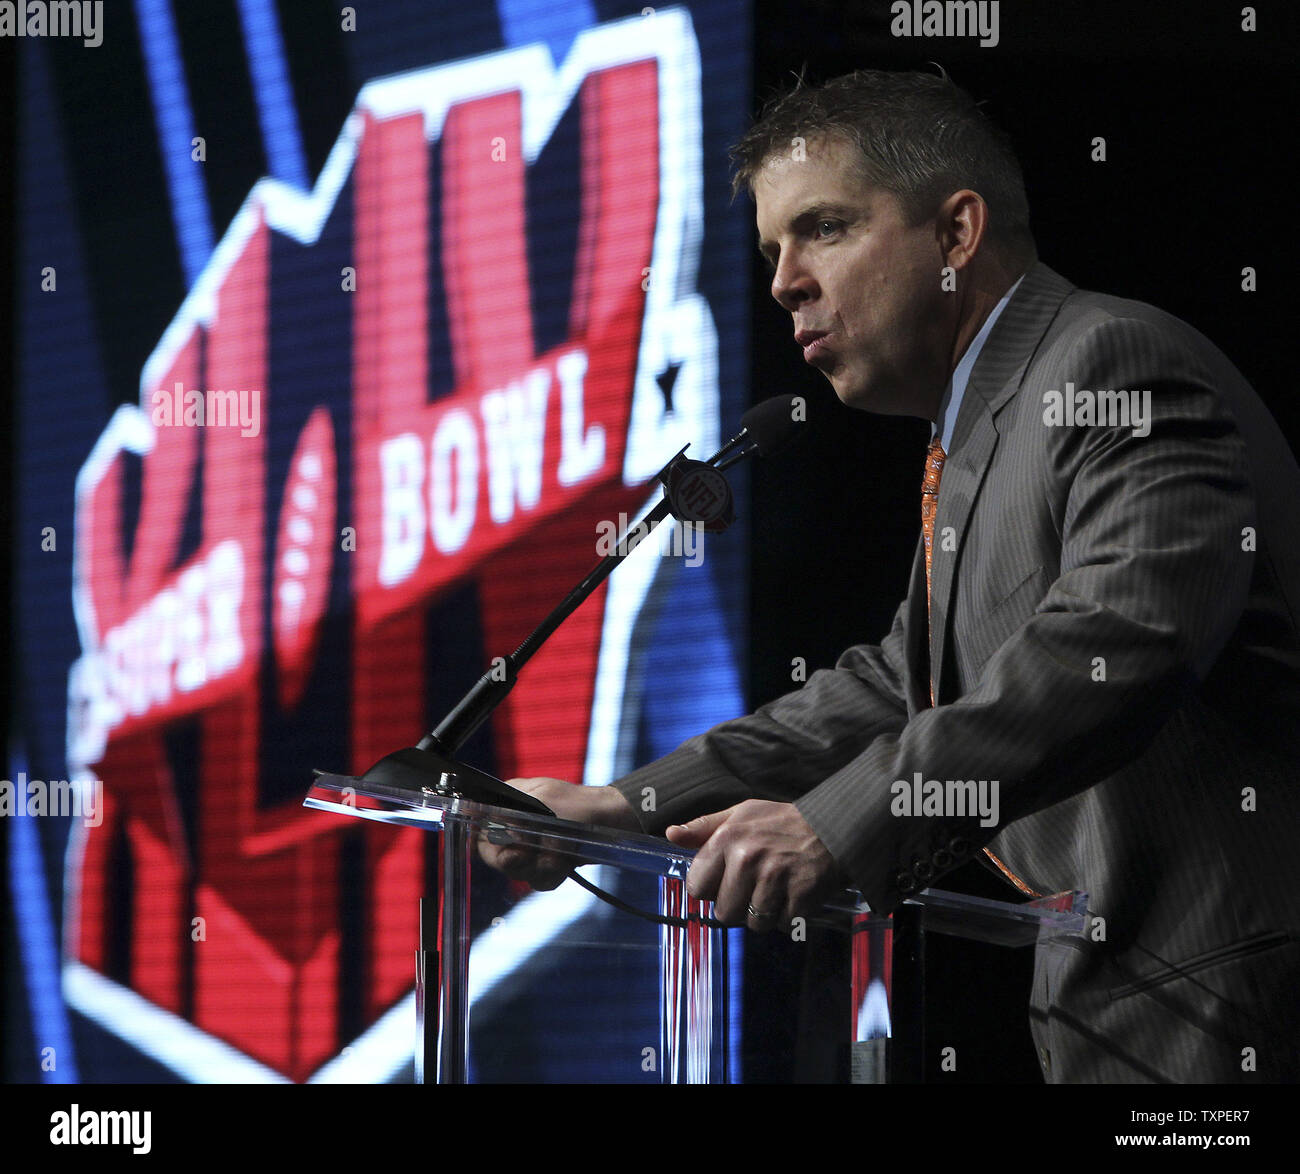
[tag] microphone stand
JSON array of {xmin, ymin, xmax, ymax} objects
[
  {"xmin": 311, "ymin": 396, "xmax": 806, "ymax": 941},
  {"xmin": 339, "ymin": 430, "xmax": 761, "ymax": 813}
]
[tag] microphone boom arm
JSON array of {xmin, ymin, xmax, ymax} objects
[{"xmin": 339, "ymin": 395, "xmax": 807, "ymax": 809}]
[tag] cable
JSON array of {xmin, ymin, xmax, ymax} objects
[
  {"xmin": 565, "ymin": 870, "xmax": 855, "ymax": 933},
  {"xmin": 566, "ymin": 870, "xmax": 728, "ymax": 929}
]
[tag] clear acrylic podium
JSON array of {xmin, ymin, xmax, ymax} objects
[{"xmin": 304, "ymin": 771, "xmax": 1086, "ymax": 1083}]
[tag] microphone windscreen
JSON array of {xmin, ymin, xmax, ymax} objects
[{"xmin": 740, "ymin": 394, "xmax": 810, "ymax": 457}]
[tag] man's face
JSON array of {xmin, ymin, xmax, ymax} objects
[{"xmin": 754, "ymin": 136, "xmax": 955, "ymax": 417}]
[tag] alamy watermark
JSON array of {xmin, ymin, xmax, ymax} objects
[
  {"xmin": 1042, "ymin": 382, "xmax": 1151, "ymax": 437},
  {"xmin": 0, "ymin": 2, "xmax": 103, "ymax": 47},
  {"xmin": 891, "ymin": 771, "xmax": 999, "ymax": 827},
  {"xmin": 49, "ymin": 1104, "xmax": 150, "ymax": 1155},
  {"xmin": 889, "ymin": 1, "xmax": 1000, "ymax": 48},
  {"xmin": 1, "ymin": 772, "xmax": 103, "ymax": 827},
  {"xmin": 151, "ymin": 382, "xmax": 262, "ymax": 438},
  {"xmin": 596, "ymin": 514, "xmax": 703, "ymax": 567}
]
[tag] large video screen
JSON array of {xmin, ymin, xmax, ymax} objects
[{"xmin": 10, "ymin": 0, "xmax": 750, "ymax": 1083}]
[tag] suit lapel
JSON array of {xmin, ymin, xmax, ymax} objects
[
  {"xmin": 903, "ymin": 536, "xmax": 930, "ymax": 715},
  {"xmin": 928, "ymin": 262, "xmax": 1076, "ymax": 703},
  {"xmin": 929, "ymin": 409, "xmax": 999, "ymax": 700}
]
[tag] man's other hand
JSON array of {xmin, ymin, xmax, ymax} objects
[
  {"xmin": 666, "ymin": 800, "xmax": 842, "ymax": 931},
  {"xmin": 474, "ymin": 778, "xmax": 640, "ymax": 891}
]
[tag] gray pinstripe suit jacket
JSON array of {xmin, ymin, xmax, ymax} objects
[{"xmin": 613, "ymin": 261, "xmax": 1300, "ymax": 1082}]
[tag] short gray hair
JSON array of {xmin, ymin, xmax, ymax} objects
[{"xmin": 731, "ymin": 67, "xmax": 1037, "ymax": 266}]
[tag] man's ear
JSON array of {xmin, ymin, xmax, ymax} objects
[{"xmin": 936, "ymin": 189, "xmax": 989, "ymax": 273}]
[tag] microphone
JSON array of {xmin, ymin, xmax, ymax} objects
[
  {"xmin": 333, "ymin": 395, "xmax": 812, "ymax": 812},
  {"xmin": 708, "ymin": 393, "xmax": 808, "ymax": 469}
]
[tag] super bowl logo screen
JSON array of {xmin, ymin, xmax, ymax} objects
[{"xmin": 12, "ymin": 2, "xmax": 749, "ymax": 1083}]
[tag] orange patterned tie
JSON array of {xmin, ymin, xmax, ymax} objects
[
  {"xmin": 919, "ymin": 435, "xmax": 1039, "ymax": 896},
  {"xmin": 921, "ymin": 437, "xmax": 946, "ymax": 655}
]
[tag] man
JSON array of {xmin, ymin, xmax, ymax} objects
[{"xmin": 482, "ymin": 69, "xmax": 1300, "ymax": 1083}]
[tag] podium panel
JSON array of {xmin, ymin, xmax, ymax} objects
[
  {"xmin": 307, "ymin": 774, "xmax": 731, "ymax": 1082},
  {"xmin": 305, "ymin": 772, "xmax": 1085, "ymax": 1083}
]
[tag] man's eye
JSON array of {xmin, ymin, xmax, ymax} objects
[{"xmin": 816, "ymin": 220, "xmax": 839, "ymax": 238}]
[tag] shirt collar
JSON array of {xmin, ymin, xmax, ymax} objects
[{"xmin": 931, "ymin": 274, "xmax": 1025, "ymax": 452}]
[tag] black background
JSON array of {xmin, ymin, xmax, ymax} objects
[{"xmin": 742, "ymin": 0, "xmax": 1296, "ymax": 1083}]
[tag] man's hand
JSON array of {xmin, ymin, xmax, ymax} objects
[
  {"xmin": 474, "ymin": 778, "xmax": 640, "ymax": 891},
  {"xmin": 666, "ymin": 800, "xmax": 842, "ymax": 931}
]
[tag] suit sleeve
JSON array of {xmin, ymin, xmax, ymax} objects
[
  {"xmin": 610, "ymin": 594, "xmax": 911, "ymax": 832},
  {"xmin": 795, "ymin": 315, "xmax": 1256, "ymax": 912}
]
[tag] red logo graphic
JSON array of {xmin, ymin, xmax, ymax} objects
[{"xmin": 64, "ymin": 15, "xmax": 714, "ymax": 1081}]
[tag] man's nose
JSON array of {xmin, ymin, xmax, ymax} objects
[{"xmin": 771, "ymin": 258, "xmax": 816, "ymax": 310}]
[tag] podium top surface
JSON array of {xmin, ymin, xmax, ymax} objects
[
  {"xmin": 305, "ymin": 769, "xmax": 704, "ymax": 881},
  {"xmin": 304, "ymin": 771, "xmax": 1088, "ymax": 943}
]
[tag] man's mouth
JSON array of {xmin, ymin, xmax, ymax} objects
[{"xmin": 795, "ymin": 330, "xmax": 830, "ymax": 361}]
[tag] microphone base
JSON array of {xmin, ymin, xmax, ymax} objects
[{"xmin": 352, "ymin": 746, "xmax": 555, "ymax": 816}]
